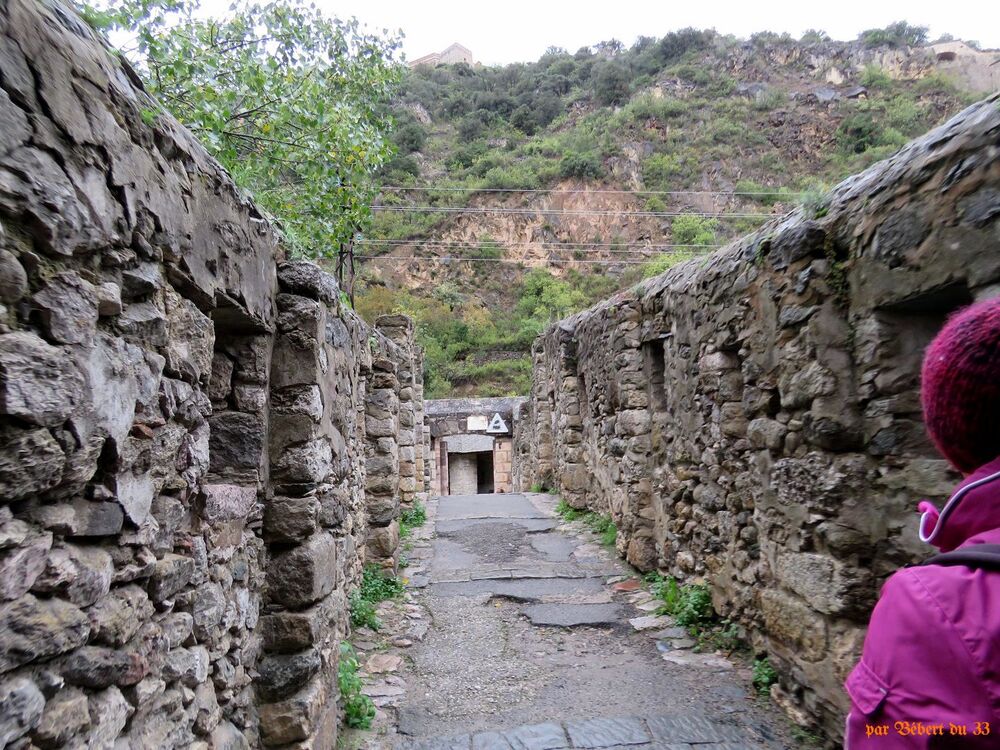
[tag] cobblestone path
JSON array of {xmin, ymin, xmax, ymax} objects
[{"xmin": 373, "ymin": 493, "xmax": 795, "ymax": 749}]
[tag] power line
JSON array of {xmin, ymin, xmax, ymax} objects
[
  {"xmin": 378, "ymin": 185, "xmax": 806, "ymax": 197},
  {"xmin": 355, "ymin": 254, "xmax": 697, "ymax": 266},
  {"xmin": 356, "ymin": 239, "xmax": 722, "ymax": 249},
  {"xmin": 371, "ymin": 205, "xmax": 776, "ymax": 219}
]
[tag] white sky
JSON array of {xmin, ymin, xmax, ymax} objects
[{"xmin": 196, "ymin": 0, "xmax": 1000, "ymax": 65}]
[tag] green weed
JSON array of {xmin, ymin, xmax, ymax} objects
[
  {"xmin": 399, "ymin": 501, "xmax": 427, "ymax": 540},
  {"xmin": 338, "ymin": 642, "xmax": 376, "ymax": 728},
  {"xmin": 752, "ymin": 656, "xmax": 779, "ymax": 696},
  {"xmin": 349, "ymin": 565, "xmax": 404, "ymax": 631}
]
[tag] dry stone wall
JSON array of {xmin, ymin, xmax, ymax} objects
[
  {"xmin": 0, "ymin": 2, "xmax": 423, "ymax": 748},
  {"xmin": 514, "ymin": 95, "xmax": 1000, "ymax": 738}
]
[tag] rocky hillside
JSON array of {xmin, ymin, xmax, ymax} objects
[{"xmin": 354, "ymin": 24, "xmax": 997, "ymax": 398}]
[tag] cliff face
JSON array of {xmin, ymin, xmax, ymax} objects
[{"xmin": 513, "ymin": 94, "xmax": 1000, "ymax": 739}]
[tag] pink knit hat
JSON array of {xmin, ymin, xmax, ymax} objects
[{"xmin": 921, "ymin": 297, "xmax": 1000, "ymax": 474}]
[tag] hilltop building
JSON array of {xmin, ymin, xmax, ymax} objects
[{"xmin": 409, "ymin": 42, "xmax": 474, "ymax": 68}]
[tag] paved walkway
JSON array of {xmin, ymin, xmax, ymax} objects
[{"xmin": 385, "ymin": 493, "xmax": 793, "ymax": 750}]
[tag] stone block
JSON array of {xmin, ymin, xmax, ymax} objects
[
  {"xmin": 0, "ymin": 250, "xmax": 27, "ymax": 305},
  {"xmin": 0, "ymin": 427, "xmax": 66, "ymax": 502},
  {"xmin": 62, "ymin": 645, "xmax": 146, "ymax": 688},
  {"xmin": 191, "ymin": 582, "xmax": 226, "ymax": 641},
  {"xmin": 0, "ymin": 676, "xmax": 44, "ymax": 747},
  {"xmin": 271, "ymin": 385, "xmax": 323, "ymax": 421},
  {"xmin": 264, "ymin": 495, "xmax": 319, "ymax": 542},
  {"xmin": 258, "ymin": 607, "xmax": 326, "ymax": 653},
  {"xmin": 163, "ymin": 646, "xmax": 210, "ymax": 686},
  {"xmin": 259, "ymin": 677, "xmax": 326, "ymax": 746},
  {"xmin": 0, "ymin": 594, "xmax": 90, "ymax": 672},
  {"xmin": 775, "ymin": 552, "xmax": 872, "ymax": 617},
  {"xmin": 615, "ymin": 409, "xmax": 650, "ymax": 437},
  {"xmin": 31, "ymin": 543, "xmax": 113, "ymax": 607},
  {"xmin": 208, "ymin": 413, "xmax": 266, "ymax": 474},
  {"xmin": 277, "ymin": 262, "xmax": 340, "ymax": 304},
  {"xmin": 0, "ymin": 332, "xmax": 84, "ymax": 427},
  {"xmin": 747, "ymin": 418, "xmax": 788, "ymax": 451},
  {"xmin": 33, "ymin": 687, "xmax": 90, "ymax": 748},
  {"xmin": 366, "ymin": 493, "xmax": 399, "ymax": 526},
  {"xmin": 85, "ymin": 687, "xmax": 133, "ymax": 748},
  {"xmin": 32, "ymin": 272, "xmax": 99, "ymax": 345},
  {"xmin": 159, "ymin": 612, "xmax": 194, "ymax": 649},
  {"xmin": 273, "ymin": 439, "xmax": 332, "ymax": 485},
  {"xmin": 164, "ymin": 290, "xmax": 214, "ymax": 383},
  {"xmin": 192, "ymin": 681, "xmax": 222, "ymax": 735},
  {"xmin": 87, "ymin": 585, "xmax": 153, "ymax": 646},
  {"xmin": 366, "ymin": 520, "xmax": 399, "ymax": 561},
  {"xmin": 210, "ymin": 720, "xmax": 250, "ymax": 750},
  {"xmin": 208, "ymin": 354, "xmax": 234, "ymax": 402},
  {"xmin": 0, "ymin": 529, "xmax": 51, "ymax": 600},
  {"xmin": 202, "ymin": 484, "xmax": 257, "ymax": 524},
  {"xmin": 149, "ymin": 553, "xmax": 195, "ymax": 603},
  {"xmin": 256, "ymin": 648, "xmax": 322, "ymax": 701},
  {"xmin": 760, "ymin": 588, "xmax": 828, "ymax": 662},
  {"xmin": 266, "ymin": 533, "xmax": 338, "ymax": 608}
]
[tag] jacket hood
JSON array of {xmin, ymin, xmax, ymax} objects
[{"xmin": 918, "ymin": 454, "xmax": 1000, "ymax": 552}]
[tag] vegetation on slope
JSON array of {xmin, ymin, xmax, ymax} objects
[{"xmin": 356, "ymin": 23, "xmax": 980, "ymax": 397}]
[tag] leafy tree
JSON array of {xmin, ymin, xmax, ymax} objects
[
  {"xmin": 81, "ymin": 0, "xmax": 402, "ymax": 258},
  {"xmin": 394, "ymin": 121, "xmax": 427, "ymax": 154},
  {"xmin": 860, "ymin": 21, "xmax": 929, "ymax": 48},
  {"xmin": 593, "ymin": 60, "xmax": 631, "ymax": 105}
]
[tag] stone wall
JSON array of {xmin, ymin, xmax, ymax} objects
[
  {"xmin": 0, "ymin": 2, "xmax": 423, "ymax": 748},
  {"xmin": 514, "ymin": 95, "xmax": 1000, "ymax": 738}
]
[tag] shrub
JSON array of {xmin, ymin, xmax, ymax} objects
[
  {"xmin": 559, "ymin": 152, "xmax": 604, "ymax": 179},
  {"xmin": 645, "ymin": 195, "xmax": 666, "ymax": 212},
  {"xmin": 625, "ymin": 94, "xmax": 688, "ymax": 122},
  {"xmin": 860, "ymin": 65, "xmax": 892, "ymax": 90},
  {"xmin": 658, "ymin": 28, "xmax": 713, "ymax": 63},
  {"xmin": 338, "ymin": 643, "xmax": 376, "ymax": 728},
  {"xmin": 643, "ymin": 153, "xmax": 684, "ymax": 188},
  {"xmin": 394, "ymin": 121, "xmax": 426, "ymax": 153},
  {"xmin": 671, "ymin": 214, "xmax": 717, "ymax": 246},
  {"xmin": 800, "ymin": 184, "xmax": 831, "ymax": 219},
  {"xmin": 479, "ymin": 164, "xmax": 540, "ymax": 190},
  {"xmin": 837, "ymin": 112, "xmax": 880, "ymax": 153},
  {"xmin": 751, "ymin": 88, "xmax": 786, "ymax": 111},
  {"xmin": 735, "ymin": 180, "xmax": 793, "ymax": 205},
  {"xmin": 641, "ymin": 250, "xmax": 696, "ymax": 279}
]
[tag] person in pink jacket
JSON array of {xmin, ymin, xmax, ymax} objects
[{"xmin": 845, "ymin": 297, "xmax": 1000, "ymax": 748}]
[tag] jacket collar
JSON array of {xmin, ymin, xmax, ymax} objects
[{"xmin": 919, "ymin": 455, "xmax": 1000, "ymax": 552}]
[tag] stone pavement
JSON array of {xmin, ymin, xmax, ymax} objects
[
  {"xmin": 382, "ymin": 493, "xmax": 793, "ymax": 750},
  {"xmin": 401, "ymin": 713, "xmax": 761, "ymax": 749}
]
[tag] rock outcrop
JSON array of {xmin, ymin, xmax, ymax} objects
[
  {"xmin": 513, "ymin": 94, "xmax": 1000, "ymax": 738},
  {"xmin": 0, "ymin": 2, "xmax": 423, "ymax": 747}
]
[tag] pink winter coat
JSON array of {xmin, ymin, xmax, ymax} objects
[{"xmin": 845, "ymin": 455, "xmax": 1000, "ymax": 748}]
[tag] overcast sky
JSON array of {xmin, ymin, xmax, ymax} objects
[{"xmin": 196, "ymin": 0, "xmax": 1000, "ymax": 65}]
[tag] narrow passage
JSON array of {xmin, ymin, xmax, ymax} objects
[{"xmin": 379, "ymin": 492, "xmax": 793, "ymax": 749}]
